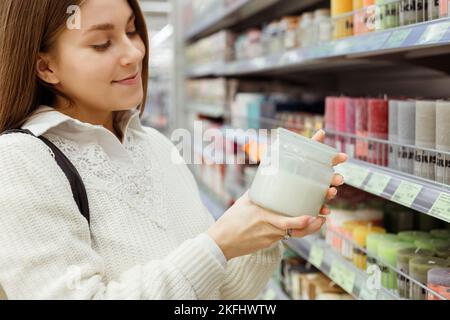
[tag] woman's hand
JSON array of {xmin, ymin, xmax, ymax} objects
[{"xmin": 207, "ymin": 129, "xmax": 348, "ymax": 261}]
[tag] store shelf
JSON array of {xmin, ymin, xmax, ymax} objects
[
  {"xmin": 186, "ymin": 18, "xmax": 450, "ymax": 77},
  {"xmin": 188, "ymin": 102, "xmax": 225, "ymax": 118},
  {"xmin": 335, "ymin": 159, "xmax": 450, "ymax": 224},
  {"xmin": 284, "ymin": 236, "xmax": 398, "ymax": 300},
  {"xmin": 184, "ymin": 0, "xmax": 279, "ymax": 43},
  {"xmin": 217, "ymin": 125, "xmax": 450, "ymax": 224}
]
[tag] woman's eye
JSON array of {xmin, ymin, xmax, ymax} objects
[
  {"xmin": 127, "ymin": 30, "xmax": 138, "ymax": 37},
  {"xmin": 91, "ymin": 40, "xmax": 111, "ymax": 51}
]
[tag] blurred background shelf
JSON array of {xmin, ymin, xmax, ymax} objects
[
  {"xmin": 284, "ymin": 236, "xmax": 399, "ymax": 300},
  {"xmin": 187, "ymin": 17, "xmax": 450, "ymax": 78}
]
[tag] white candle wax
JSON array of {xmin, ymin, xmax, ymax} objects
[{"xmin": 414, "ymin": 100, "xmax": 436, "ymax": 180}]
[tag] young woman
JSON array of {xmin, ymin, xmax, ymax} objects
[{"xmin": 0, "ymin": 0, "xmax": 347, "ymax": 299}]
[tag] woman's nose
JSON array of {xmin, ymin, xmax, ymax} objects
[{"xmin": 119, "ymin": 37, "xmax": 145, "ymax": 66}]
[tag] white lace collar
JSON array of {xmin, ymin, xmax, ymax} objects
[
  {"xmin": 21, "ymin": 105, "xmax": 147, "ymax": 164},
  {"xmin": 22, "ymin": 105, "xmax": 145, "ymax": 138}
]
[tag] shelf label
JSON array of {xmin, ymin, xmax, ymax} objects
[
  {"xmin": 417, "ymin": 21, "xmax": 450, "ymax": 45},
  {"xmin": 336, "ymin": 163, "xmax": 370, "ymax": 188},
  {"xmin": 392, "ymin": 181, "xmax": 423, "ymax": 207},
  {"xmin": 330, "ymin": 261, "xmax": 356, "ymax": 294},
  {"xmin": 309, "ymin": 245, "xmax": 324, "ymax": 268},
  {"xmin": 429, "ymin": 192, "xmax": 450, "ymax": 222},
  {"xmin": 384, "ymin": 29, "xmax": 413, "ymax": 48},
  {"xmin": 364, "ymin": 172, "xmax": 391, "ymax": 196}
]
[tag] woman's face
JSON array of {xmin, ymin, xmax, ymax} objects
[{"xmin": 42, "ymin": 0, "xmax": 146, "ymax": 114}]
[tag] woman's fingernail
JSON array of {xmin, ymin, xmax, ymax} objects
[{"xmin": 332, "ymin": 189, "xmax": 338, "ymax": 196}]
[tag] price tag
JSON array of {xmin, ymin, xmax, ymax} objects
[
  {"xmin": 364, "ymin": 172, "xmax": 391, "ymax": 196},
  {"xmin": 384, "ymin": 29, "xmax": 413, "ymax": 48},
  {"xmin": 429, "ymin": 192, "xmax": 450, "ymax": 222},
  {"xmin": 309, "ymin": 245, "xmax": 324, "ymax": 268},
  {"xmin": 330, "ymin": 261, "xmax": 356, "ymax": 294},
  {"xmin": 347, "ymin": 164, "xmax": 370, "ymax": 188},
  {"xmin": 392, "ymin": 181, "xmax": 423, "ymax": 207},
  {"xmin": 417, "ymin": 21, "xmax": 450, "ymax": 44},
  {"xmin": 359, "ymin": 284, "xmax": 378, "ymax": 300}
]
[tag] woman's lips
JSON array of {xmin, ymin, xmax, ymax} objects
[{"xmin": 112, "ymin": 72, "xmax": 140, "ymax": 85}]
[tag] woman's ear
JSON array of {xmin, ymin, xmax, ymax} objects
[{"xmin": 36, "ymin": 54, "xmax": 60, "ymax": 85}]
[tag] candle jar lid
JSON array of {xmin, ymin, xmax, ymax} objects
[
  {"xmin": 430, "ymin": 229, "xmax": 450, "ymax": 240},
  {"xmin": 398, "ymin": 231, "xmax": 431, "ymax": 243},
  {"xmin": 409, "ymin": 257, "xmax": 450, "ymax": 276},
  {"xmin": 397, "ymin": 247, "xmax": 434, "ymax": 265},
  {"xmin": 427, "ymin": 268, "xmax": 450, "ymax": 287}
]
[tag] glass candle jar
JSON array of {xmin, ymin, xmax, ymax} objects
[{"xmin": 249, "ymin": 128, "xmax": 339, "ymax": 217}]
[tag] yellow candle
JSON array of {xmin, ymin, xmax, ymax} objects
[
  {"xmin": 353, "ymin": 226, "xmax": 386, "ymax": 270},
  {"xmin": 331, "ymin": 0, "xmax": 353, "ymax": 39}
]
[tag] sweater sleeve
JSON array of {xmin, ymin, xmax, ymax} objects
[
  {"xmin": 0, "ymin": 134, "xmax": 226, "ymax": 300},
  {"xmin": 142, "ymin": 127, "xmax": 284, "ymax": 300}
]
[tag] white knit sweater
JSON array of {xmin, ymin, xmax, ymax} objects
[{"xmin": 0, "ymin": 106, "xmax": 283, "ymax": 300}]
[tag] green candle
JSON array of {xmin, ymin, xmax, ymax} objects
[
  {"xmin": 415, "ymin": 238, "xmax": 450, "ymax": 252},
  {"xmin": 398, "ymin": 231, "xmax": 431, "ymax": 243},
  {"xmin": 430, "ymin": 229, "xmax": 450, "ymax": 240},
  {"xmin": 409, "ymin": 257, "xmax": 450, "ymax": 300},
  {"xmin": 378, "ymin": 241, "xmax": 415, "ymax": 290},
  {"xmin": 367, "ymin": 233, "xmax": 398, "ymax": 268},
  {"xmin": 397, "ymin": 248, "xmax": 435, "ymax": 299},
  {"xmin": 435, "ymin": 245, "xmax": 450, "ymax": 260}
]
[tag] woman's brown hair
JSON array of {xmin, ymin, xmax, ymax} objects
[{"xmin": 0, "ymin": 0, "xmax": 149, "ymax": 132}]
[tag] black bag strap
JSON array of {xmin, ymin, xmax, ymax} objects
[{"xmin": 1, "ymin": 129, "xmax": 90, "ymax": 224}]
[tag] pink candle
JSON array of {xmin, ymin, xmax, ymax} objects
[
  {"xmin": 345, "ymin": 98, "xmax": 356, "ymax": 158},
  {"xmin": 355, "ymin": 98, "xmax": 368, "ymax": 161},
  {"xmin": 368, "ymin": 98, "xmax": 389, "ymax": 166},
  {"xmin": 325, "ymin": 97, "xmax": 337, "ymax": 147},
  {"xmin": 335, "ymin": 97, "xmax": 348, "ymax": 153}
]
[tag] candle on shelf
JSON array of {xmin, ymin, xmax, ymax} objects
[
  {"xmin": 427, "ymin": 268, "xmax": 450, "ymax": 300},
  {"xmin": 398, "ymin": 231, "xmax": 431, "ymax": 244},
  {"xmin": 355, "ymin": 98, "xmax": 369, "ymax": 161},
  {"xmin": 325, "ymin": 97, "xmax": 337, "ymax": 148},
  {"xmin": 430, "ymin": 229, "xmax": 450, "ymax": 240},
  {"xmin": 345, "ymin": 98, "xmax": 356, "ymax": 158},
  {"xmin": 435, "ymin": 100, "xmax": 450, "ymax": 185},
  {"xmin": 440, "ymin": 0, "xmax": 450, "ymax": 17},
  {"xmin": 397, "ymin": 247, "xmax": 435, "ymax": 299},
  {"xmin": 435, "ymin": 245, "xmax": 450, "ymax": 260},
  {"xmin": 353, "ymin": 0, "xmax": 366, "ymax": 35},
  {"xmin": 376, "ymin": 0, "xmax": 400, "ymax": 30},
  {"xmin": 353, "ymin": 225, "xmax": 386, "ymax": 270},
  {"xmin": 400, "ymin": 0, "xmax": 414, "ymax": 25},
  {"xmin": 388, "ymin": 100, "xmax": 399, "ymax": 170},
  {"xmin": 331, "ymin": 0, "xmax": 354, "ymax": 39},
  {"xmin": 368, "ymin": 98, "xmax": 389, "ymax": 166},
  {"xmin": 378, "ymin": 240, "xmax": 415, "ymax": 291},
  {"xmin": 366, "ymin": 233, "xmax": 398, "ymax": 269},
  {"xmin": 397, "ymin": 101, "xmax": 416, "ymax": 174},
  {"xmin": 341, "ymin": 221, "xmax": 367, "ymax": 260},
  {"xmin": 414, "ymin": 100, "xmax": 436, "ymax": 180},
  {"xmin": 428, "ymin": 0, "xmax": 440, "ymax": 20},
  {"xmin": 409, "ymin": 257, "xmax": 450, "ymax": 300},
  {"xmin": 335, "ymin": 97, "xmax": 347, "ymax": 153},
  {"xmin": 415, "ymin": 238, "xmax": 450, "ymax": 252}
]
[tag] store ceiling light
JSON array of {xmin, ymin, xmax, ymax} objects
[{"xmin": 151, "ymin": 24, "xmax": 173, "ymax": 48}]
